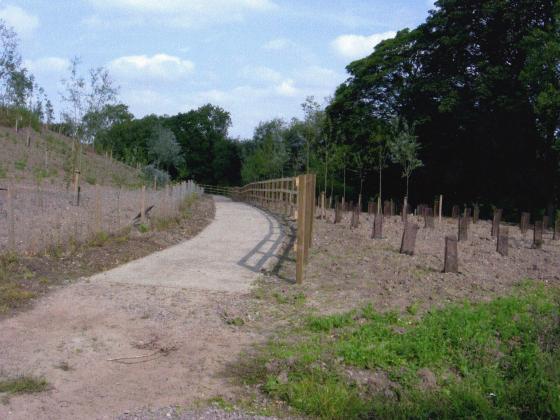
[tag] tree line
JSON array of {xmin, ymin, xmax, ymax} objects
[{"xmin": 2, "ymin": 0, "xmax": 559, "ymax": 220}]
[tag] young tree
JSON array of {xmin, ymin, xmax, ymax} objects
[
  {"xmin": 370, "ymin": 127, "xmax": 391, "ymax": 213},
  {"xmin": 147, "ymin": 125, "xmax": 184, "ymax": 172},
  {"xmin": 45, "ymin": 99, "xmax": 54, "ymax": 127},
  {"xmin": 389, "ymin": 118, "xmax": 423, "ymax": 200},
  {"xmin": 0, "ymin": 20, "xmax": 21, "ymax": 108},
  {"xmin": 60, "ymin": 57, "xmax": 118, "ymax": 144}
]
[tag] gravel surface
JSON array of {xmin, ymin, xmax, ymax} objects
[{"xmin": 118, "ymin": 406, "xmax": 277, "ymax": 420}]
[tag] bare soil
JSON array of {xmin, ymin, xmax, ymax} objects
[
  {"xmin": 275, "ymin": 210, "xmax": 560, "ymax": 315},
  {"xmin": 0, "ymin": 195, "xmax": 215, "ymax": 318}
]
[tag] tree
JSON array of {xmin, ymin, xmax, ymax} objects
[
  {"xmin": 0, "ymin": 20, "xmax": 21, "ymax": 108},
  {"xmin": 147, "ymin": 125, "xmax": 184, "ymax": 172},
  {"xmin": 60, "ymin": 57, "xmax": 118, "ymax": 144},
  {"xmin": 327, "ymin": 0, "xmax": 560, "ymax": 214},
  {"xmin": 389, "ymin": 119, "xmax": 422, "ymax": 200}
]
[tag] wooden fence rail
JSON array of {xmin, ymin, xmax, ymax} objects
[{"xmin": 202, "ymin": 174, "xmax": 316, "ymax": 284}]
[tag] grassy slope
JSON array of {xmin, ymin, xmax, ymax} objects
[{"xmin": 0, "ymin": 126, "xmax": 142, "ymax": 188}]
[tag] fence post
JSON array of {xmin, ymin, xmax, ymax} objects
[
  {"xmin": 439, "ymin": 194, "xmax": 443, "ymax": 223},
  {"xmin": 7, "ymin": 185, "xmax": 15, "ymax": 251},
  {"xmin": 141, "ymin": 185, "xmax": 146, "ymax": 223},
  {"xmin": 296, "ymin": 175, "xmax": 308, "ymax": 284},
  {"xmin": 95, "ymin": 185, "xmax": 102, "ymax": 232}
]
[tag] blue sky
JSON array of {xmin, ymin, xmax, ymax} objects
[{"xmin": 2, "ymin": 0, "xmax": 434, "ymax": 138}]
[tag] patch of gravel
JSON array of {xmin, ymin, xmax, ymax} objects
[{"xmin": 117, "ymin": 406, "xmax": 277, "ymax": 420}]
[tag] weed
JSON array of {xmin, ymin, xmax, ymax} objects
[
  {"xmin": 0, "ymin": 376, "xmax": 48, "ymax": 395},
  {"xmin": 138, "ymin": 223, "xmax": 149, "ymax": 233},
  {"xmin": 14, "ymin": 157, "xmax": 27, "ymax": 171},
  {"xmin": 0, "ymin": 164, "xmax": 6, "ymax": 178},
  {"xmin": 90, "ymin": 231, "xmax": 110, "ymax": 247}
]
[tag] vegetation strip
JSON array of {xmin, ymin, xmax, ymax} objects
[{"xmin": 238, "ymin": 282, "xmax": 560, "ymax": 419}]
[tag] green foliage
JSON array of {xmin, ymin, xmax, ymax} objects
[
  {"xmin": 248, "ymin": 283, "xmax": 560, "ymax": 419},
  {"xmin": 142, "ymin": 164, "xmax": 170, "ymax": 186},
  {"xmin": 0, "ymin": 163, "xmax": 6, "ymax": 178},
  {"xmin": 147, "ymin": 125, "xmax": 184, "ymax": 171},
  {"xmin": 327, "ymin": 0, "xmax": 560, "ymax": 212},
  {"xmin": 14, "ymin": 156, "xmax": 27, "ymax": 171}
]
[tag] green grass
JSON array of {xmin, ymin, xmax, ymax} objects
[
  {"xmin": 243, "ymin": 282, "xmax": 560, "ymax": 419},
  {"xmin": 0, "ymin": 376, "xmax": 48, "ymax": 395},
  {"xmin": 0, "ymin": 163, "xmax": 6, "ymax": 178},
  {"xmin": 14, "ymin": 157, "xmax": 27, "ymax": 171}
]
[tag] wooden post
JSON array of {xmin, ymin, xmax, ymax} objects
[
  {"xmin": 321, "ymin": 191, "xmax": 326, "ymax": 220},
  {"xmin": 520, "ymin": 212, "xmax": 530, "ymax": 235},
  {"xmin": 305, "ymin": 174, "xmax": 315, "ymax": 258},
  {"xmin": 543, "ymin": 215, "xmax": 549, "ymax": 231},
  {"xmin": 444, "ymin": 235, "xmax": 458, "ymax": 273},
  {"xmin": 491, "ymin": 209, "xmax": 502, "ymax": 237},
  {"xmin": 401, "ymin": 200, "xmax": 408, "ymax": 223},
  {"xmin": 554, "ymin": 217, "xmax": 559, "ymax": 240},
  {"xmin": 95, "ymin": 185, "xmax": 102, "ymax": 232},
  {"xmin": 141, "ymin": 185, "xmax": 146, "ymax": 224},
  {"xmin": 7, "ymin": 185, "xmax": 15, "ymax": 251},
  {"xmin": 473, "ymin": 205, "xmax": 480, "ymax": 224},
  {"xmin": 458, "ymin": 216, "xmax": 468, "ymax": 241},
  {"xmin": 371, "ymin": 214, "xmax": 383, "ymax": 239},
  {"xmin": 400, "ymin": 222, "xmax": 419, "ymax": 256},
  {"xmin": 497, "ymin": 226, "xmax": 509, "ymax": 256},
  {"xmin": 438, "ymin": 194, "xmax": 443, "ymax": 223},
  {"xmin": 296, "ymin": 175, "xmax": 307, "ymax": 284},
  {"xmin": 424, "ymin": 208, "xmax": 434, "ymax": 229},
  {"xmin": 452, "ymin": 205, "xmax": 460, "ymax": 219},
  {"xmin": 533, "ymin": 221, "xmax": 543, "ymax": 249}
]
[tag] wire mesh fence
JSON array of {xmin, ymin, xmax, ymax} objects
[{"xmin": 0, "ymin": 180, "xmax": 203, "ymax": 255}]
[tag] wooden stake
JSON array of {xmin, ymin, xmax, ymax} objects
[
  {"xmin": 141, "ymin": 186, "xmax": 146, "ymax": 224},
  {"xmin": 7, "ymin": 185, "xmax": 15, "ymax": 251},
  {"xmin": 444, "ymin": 235, "xmax": 458, "ymax": 273},
  {"xmin": 438, "ymin": 194, "xmax": 443, "ymax": 223},
  {"xmin": 296, "ymin": 175, "xmax": 307, "ymax": 284},
  {"xmin": 497, "ymin": 226, "xmax": 509, "ymax": 256}
]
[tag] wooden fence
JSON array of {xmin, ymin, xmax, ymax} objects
[{"xmin": 201, "ymin": 174, "xmax": 316, "ymax": 284}]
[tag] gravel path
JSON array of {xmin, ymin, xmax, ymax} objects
[
  {"xmin": 0, "ymin": 196, "xmax": 284, "ymax": 419},
  {"xmin": 90, "ymin": 196, "xmax": 283, "ymax": 293}
]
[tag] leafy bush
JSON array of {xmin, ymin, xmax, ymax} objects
[{"xmin": 142, "ymin": 164, "xmax": 170, "ymax": 186}]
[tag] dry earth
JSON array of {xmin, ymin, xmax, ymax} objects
[
  {"xmin": 0, "ymin": 196, "xmax": 285, "ymax": 419},
  {"xmin": 291, "ymin": 210, "xmax": 560, "ymax": 314}
]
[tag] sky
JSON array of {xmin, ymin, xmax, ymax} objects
[{"xmin": 2, "ymin": 0, "xmax": 435, "ymax": 138}]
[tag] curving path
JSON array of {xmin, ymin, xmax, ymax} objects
[
  {"xmin": 0, "ymin": 196, "xmax": 286, "ymax": 420},
  {"xmin": 91, "ymin": 195, "xmax": 284, "ymax": 292}
]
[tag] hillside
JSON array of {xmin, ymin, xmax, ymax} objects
[{"xmin": 0, "ymin": 126, "xmax": 142, "ymax": 189}]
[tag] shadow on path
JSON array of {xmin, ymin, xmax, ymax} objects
[{"xmin": 236, "ymin": 206, "xmax": 296, "ymax": 284}]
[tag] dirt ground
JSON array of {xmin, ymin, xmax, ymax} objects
[
  {"xmin": 286, "ymin": 210, "xmax": 560, "ymax": 315},
  {"xmin": 0, "ymin": 196, "xmax": 285, "ymax": 420},
  {"xmin": 1, "ymin": 194, "xmax": 215, "ymax": 318}
]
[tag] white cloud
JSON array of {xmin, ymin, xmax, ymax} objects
[
  {"xmin": 331, "ymin": 31, "xmax": 396, "ymax": 60},
  {"xmin": 241, "ymin": 65, "xmax": 282, "ymax": 83},
  {"xmin": 88, "ymin": 0, "xmax": 278, "ymax": 27},
  {"xmin": 109, "ymin": 54, "xmax": 194, "ymax": 81},
  {"xmin": 263, "ymin": 38, "xmax": 292, "ymax": 51},
  {"xmin": 24, "ymin": 57, "xmax": 70, "ymax": 74},
  {"xmin": 275, "ymin": 79, "xmax": 298, "ymax": 97},
  {"xmin": 0, "ymin": 5, "xmax": 39, "ymax": 38}
]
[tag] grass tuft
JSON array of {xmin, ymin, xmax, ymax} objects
[{"xmin": 0, "ymin": 376, "xmax": 48, "ymax": 395}]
